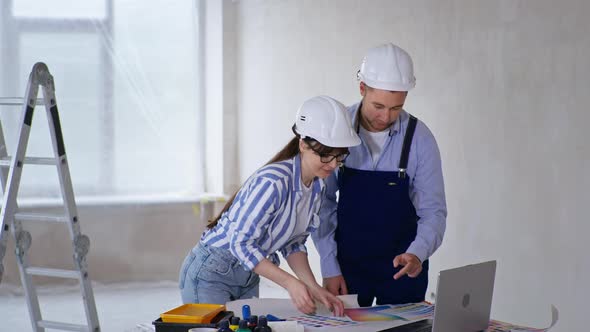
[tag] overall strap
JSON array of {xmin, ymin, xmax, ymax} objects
[{"xmin": 398, "ymin": 115, "xmax": 418, "ymax": 178}]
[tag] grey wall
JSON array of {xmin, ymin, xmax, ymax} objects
[
  {"xmin": 2, "ymin": 201, "xmax": 211, "ymax": 285},
  {"xmin": 233, "ymin": 1, "xmax": 589, "ymax": 331}
]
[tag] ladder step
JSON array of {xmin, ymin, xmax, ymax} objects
[
  {"xmin": 26, "ymin": 267, "xmax": 81, "ymax": 279},
  {"xmin": 0, "ymin": 97, "xmax": 45, "ymax": 106},
  {"xmin": 14, "ymin": 212, "xmax": 69, "ymax": 223},
  {"xmin": 0, "ymin": 156, "xmax": 57, "ymax": 167},
  {"xmin": 38, "ymin": 320, "xmax": 89, "ymax": 332}
]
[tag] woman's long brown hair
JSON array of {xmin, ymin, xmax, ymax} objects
[{"xmin": 206, "ymin": 136, "xmax": 301, "ymax": 229}]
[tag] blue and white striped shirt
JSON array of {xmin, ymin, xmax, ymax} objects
[
  {"xmin": 201, "ymin": 155, "xmax": 325, "ymax": 271},
  {"xmin": 312, "ymin": 104, "xmax": 447, "ymax": 278}
]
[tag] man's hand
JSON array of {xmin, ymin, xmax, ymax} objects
[
  {"xmin": 322, "ymin": 275, "xmax": 348, "ymax": 296},
  {"xmin": 393, "ymin": 253, "xmax": 423, "ymax": 280}
]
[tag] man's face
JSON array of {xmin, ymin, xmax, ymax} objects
[{"xmin": 359, "ymin": 83, "xmax": 407, "ymax": 132}]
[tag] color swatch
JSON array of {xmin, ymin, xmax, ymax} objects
[
  {"xmin": 287, "ymin": 314, "xmax": 359, "ymax": 328},
  {"xmin": 344, "ymin": 305, "xmax": 405, "ymax": 322}
]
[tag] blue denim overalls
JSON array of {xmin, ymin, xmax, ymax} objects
[{"xmin": 336, "ymin": 115, "xmax": 428, "ymax": 306}]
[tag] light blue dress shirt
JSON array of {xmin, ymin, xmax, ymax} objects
[{"xmin": 312, "ymin": 103, "xmax": 447, "ymax": 278}]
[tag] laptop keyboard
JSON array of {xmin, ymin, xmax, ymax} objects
[
  {"xmin": 377, "ymin": 319, "xmax": 433, "ymax": 332},
  {"xmin": 411, "ymin": 326, "xmax": 432, "ymax": 332}
]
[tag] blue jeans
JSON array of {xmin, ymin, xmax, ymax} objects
[{"xmin": 179, "ymin": 242, "xmax": 260, "ymax": 304}]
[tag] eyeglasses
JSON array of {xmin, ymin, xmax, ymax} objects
[{"xmin": 306, "ymin": 142, "xmax": 350, "ymax": 164}]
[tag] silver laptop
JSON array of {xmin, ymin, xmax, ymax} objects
[{"xmin": 378, "ymin": 260, "xmax": 496, "ymax": 332}]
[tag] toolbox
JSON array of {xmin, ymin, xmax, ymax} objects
[
  {"xmin": 153, "ymin": 305, "xmax": 233, "ymax": 332},
  {"xmin": 160, "ymin": 303, "xmax": 226, "ymax": 323}
]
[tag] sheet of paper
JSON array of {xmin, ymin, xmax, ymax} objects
[
  {"xmin": 338, "ymin": 294, "xmax": 360, "ymax": 308},
  {"xmin": 488, "ymin": 305, "xmax": 559, "ymax": 332},
  {"xmin": 268, "ymin": 321, "xmax": 304, "ymax": 332},
  {"xmin": 315, "ymin": 294, "xmax": 359, "ymax": 316}
]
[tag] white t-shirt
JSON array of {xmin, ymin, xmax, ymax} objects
[
  {"xmin": 293, "ymin": 177, "xmax": 313, "ymax": 236},
  {"xmin": 359, "ymin": 125, "xmax": 389, "ymax": 167}
]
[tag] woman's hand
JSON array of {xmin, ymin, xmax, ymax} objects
[
  {"xmin": 308, "ymin": 284, "xmax": 345, "ymax": 316},
  {"xmin": 285, "ymin": 278, "xmax": 317, "ymax": 314}
]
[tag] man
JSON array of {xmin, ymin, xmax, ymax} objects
[{"xmin": 312, "ymin": 43, "xmax": 447, "ymax": 306}]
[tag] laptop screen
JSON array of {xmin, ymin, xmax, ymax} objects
[{"xmin": 431, "ymin": 260, "xmax": 496, "ymax": 332}]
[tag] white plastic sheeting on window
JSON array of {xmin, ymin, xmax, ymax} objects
[{"xmin": 0, "ymin": 1, "xmax": 203, "ymax": 200}]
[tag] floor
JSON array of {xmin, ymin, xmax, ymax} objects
[{"xmin": 0, "ymin": 278, "xmax": 289, "ymax": 331}]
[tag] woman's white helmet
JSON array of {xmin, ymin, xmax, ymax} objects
[
  {"xmin": 358, "ymin": 43, "xmax": 416, "ymax": 92},
  {"xmin": 293, "ymin": 96, "xmax": 361, "ymax": 148}
]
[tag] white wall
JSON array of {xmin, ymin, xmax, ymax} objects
[{"xmin": 232, "ymin": 1, "xmax": 589, "ymax": 331}]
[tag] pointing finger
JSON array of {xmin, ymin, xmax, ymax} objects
[{"xmin": 394, "ymin": 263, "xmax": 411, "ymax": 280}]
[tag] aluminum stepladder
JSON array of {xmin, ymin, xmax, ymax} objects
[{"xmin": 0, "ymin": 63, "xmax": 100, "ymax": 332}]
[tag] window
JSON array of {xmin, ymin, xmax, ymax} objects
[{"xmin": 0, "ymin": 1, "xmax": 203, "ymax": 200}]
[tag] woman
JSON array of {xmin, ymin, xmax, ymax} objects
[{"xmin": 179, "ymin": 96, "xmax": 360, "ymax": 316}]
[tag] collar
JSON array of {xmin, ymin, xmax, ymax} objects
[
  {"xmin": 352, "ymin": 102, "xmax": 405, "ymax": 136},
  {"xmin": 292, "ymin": 154, "xmax": 324, "ymax": 194}
]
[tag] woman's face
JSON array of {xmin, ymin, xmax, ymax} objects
[{"xmin": 299, "ymin": 140, "xmax": 347, "ymax": 180}]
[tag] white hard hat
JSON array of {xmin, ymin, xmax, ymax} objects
[
  {"xmin": 293, "ymin": 96, "xmax": 361, "ymax": 148},
  {"xmin": 358, "ymin": 43, "xmax": 416, "ymax": 91}
]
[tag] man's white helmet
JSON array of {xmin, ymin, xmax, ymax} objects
[
  {"xmin": 358, "ymin": 43, "xmax": 416, "ymax": 92},
  {"xmin": 293, "ymin": 96, "xmax": 361, "ymax": 148}
]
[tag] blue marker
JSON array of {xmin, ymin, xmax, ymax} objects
[
  {"xmin": 266, "ymin": 314, "xmax": 285, "ymax": 321},
  {"xmin": 242, "ymin": 304, "xmax": 251, "ymax": 320}
]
